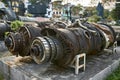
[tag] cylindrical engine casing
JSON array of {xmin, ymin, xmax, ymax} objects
[{"xmin": 30, "ymin": 22, "xmax": 116, "ymax": 66}]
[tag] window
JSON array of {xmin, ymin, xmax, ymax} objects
[
  {"xmin": 59, "ymin": 12, "xmax": 61, "ymax": 14},
  {"xmin": 48, "ymin": 11, "xmax": 51, "ymax": 15}
]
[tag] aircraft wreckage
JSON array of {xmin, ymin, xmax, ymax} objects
[{"xmin": 4, "ymin": 20, "xmax": 116, "ymax": 67}]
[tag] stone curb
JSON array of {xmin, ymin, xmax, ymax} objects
[{"xmin": 89, "ymin": 59, "xmax": 120, "ymax": 80}]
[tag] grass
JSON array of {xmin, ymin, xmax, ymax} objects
[
  {"xmin": 0, "ymin": 72, "xmax": 4, "ymax": 80},
  {"xmin": 105, "ymin": 65, "xmax": 120, "ymax": 80}
]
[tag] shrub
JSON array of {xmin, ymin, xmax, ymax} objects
[
  {"xmin": 104, "ymin": 9, "xmax": 109, "ymax": 19},
  {"xmin": 88, "ymin": 15, "xmax": 101, "ymax": 22},
  {"xmin": 10, "ymin": 20, "xmax": 24, "ymax": 31},
  {"xmin": 25, "ymin": 13, "xmax": 33, "ymax": 17},
  {"xmin": 107, "ymin": 15, "xmax": 113, "ymax": 21},
  {"xmin": 0, "ymin": 73, "xmax": 4, "ymax": 80}
]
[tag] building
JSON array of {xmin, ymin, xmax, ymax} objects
[
  {"xmin": 45, "ymin": 3, "xmax": 53, "ymax": 18},
  {"xmin": 61, "ymin": 3, "xmax": 73, "ymax": 20},
  {"xmin": 26, "ymin": 0, "xmax": 51, "ymax": 17},
  {"xmin": 45, "ymin": 0, "xmax": 63, "ymax": 18}
]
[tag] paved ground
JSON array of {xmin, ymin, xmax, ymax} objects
[
  {"xmin": 0, "ymin": 41, "xmax": 120, "ymax": 80},
  {"xmin": 0, "ymin": 41, "xmax": 7, "ymax": 52},
  {"xmin": 0, "ymin": 41, "xmax": 10, "ymax": 58}
]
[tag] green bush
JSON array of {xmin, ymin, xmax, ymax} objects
[
  {"xmin": 10, "ymin": 20, "xmax": 24, "ymax": 31},
  {"xmin": 28, "ymin": 0, "xmax": 38, "ymax": 4},
  {"xmin": 108, "ymin": 8, "xmax": 120, "ymax": 25},
  {"xmin": 88, "ymin": 15, "xmax": 101, "ymax": 22},
  {"xmin": 110, "ymin": 9, "xmax": 117, "ymax": 21},
  {"xmin": 71, "ymin": 4, "xmax": 82, "ymax": 15},
  {"xmin": 107, "ymin": 15, "xmax": 113, "ymax": 21},
  {"xmin": 104, "ymin": 9, "xmax": 109, "ymax": 19},
  {"xmin": 25, "ymin": 13, "xmax": 33, "ymax": 17},
  {"xmin": 110, "ymin": 8, "xmax": 120, "ymax": 21},
  {"xmin": 85, "ymin": 7, "xmax": 98, "ymax": 16}
]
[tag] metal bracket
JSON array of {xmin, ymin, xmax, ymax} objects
[
  {"xmin": 70, "ymin": 53, "xmax": 86, "ymax": 74},
  {"xmin": 112, "ymin": 41, "xmax": 117, "ymax": 54}
]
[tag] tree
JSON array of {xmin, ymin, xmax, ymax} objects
[
  {"xmin": 110, "ymin": 8, "xmax": 119, "ymax": 21},
  {"xmin": 71, "ymin": 4, "xmax": 82, "ymax": 16},
  {"xmin": 85, "ymin": 7, "xmax": 97, "ymax": 17},
  {"xmin": 102, "ymin": 0, "xmax": 115, "ymax": 3},
  {"xmin": 104, "ymin": 9, "xmax": 109, "ymax": 19},
  {"xmin": 87, "ymin": 15, "xmax": 101, "ymax": 22},
  {"xmin": 28, "ymin": 0, "xmax": 38, "ymax": 4},
  {"xmin": 1, "ymin": 0, "xmax": 11, "ymax": 6},
  {"xmin": 28, "ymin": 0, "xmax": 51, "ymax": 4},
  {"xmin": 109, "ymin": 3, "xmax": 120, "ymax": 21}
]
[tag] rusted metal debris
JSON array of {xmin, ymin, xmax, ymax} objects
[
  {"xmin": 5, "ymin": 21, "xmax": 67, "ymax": 57},
  {"xmin": 30, "ymin": 21, "xmax": 116, "ymax": 67},
  {"xmin": 0, "ymin": 22, "xmax": 11, "ymax": 40},
  {"xmin": 5, "ymin": 24, "xmax": 42, "ymax": 56},
  {"xmin": 5, "ymin": 20, "xmax": 116, "ymax": 67}
]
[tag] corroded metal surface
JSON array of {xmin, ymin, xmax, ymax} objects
[
  {"xmin": 5, "ymin": 24, "xmax": 42, "ymax": 56},
  {"xmin": 5, "ymin": 21, "xmax": 67, "ymax": 56},
  {"xmin": 30, "ymin": 21, "xmax": 116, "ymax": 67},
  {"xmin": 4, "ymin": 20, "xmax": 116, "ymax": 67},
  {"xmin": 0, "ymin": 22, "xmax": 11, "ymax": 40}
]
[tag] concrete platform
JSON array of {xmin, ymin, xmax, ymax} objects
[
  {"xmin": 0, "ymin": 47, "xmax": 120, "ymax": 80},
  {"xmin": 0, "ymin": 41, "xmax": 8, "ymax": 52}
]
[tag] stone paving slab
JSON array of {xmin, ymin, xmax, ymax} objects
[
  {"xmin": 0, "ymin": 47, "xmax": 120, "ymax": 80},
  {"xmin": 0, "ymin": 41, "xmax": 8, "ymax": 52},
  {"xmin": 0, "ymin": 41, "xmax": 11, "ymax": 59}
]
